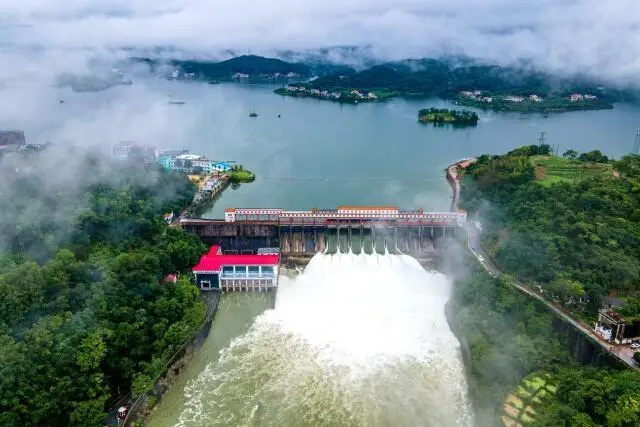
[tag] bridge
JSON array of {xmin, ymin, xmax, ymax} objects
[{"xmin": 181, "ymin": 206, "xmax": 466, "ymax": 254}]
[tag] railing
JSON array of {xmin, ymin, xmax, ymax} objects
[{"xmin": 220, "ymin": 272, "xmax": 275, "ymax": 279}]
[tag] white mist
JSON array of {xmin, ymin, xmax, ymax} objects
[{"xmin": 177, "ymin": 253, "xmax": 473, "ymax": 427}]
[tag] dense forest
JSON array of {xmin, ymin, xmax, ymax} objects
[
  {"xmin": 307, "ymin": 59, "xmax": 634, "ymax": 104},
  {"xmin": 0, "ymin": 149, "xmax": 207, "ymax": 426},
  {"xmin": 132, "ymin": 54, "xmax": 637, "ymax": 107},
  {"xmin": 449, "ymin": 263, "xmax": 640, "ymax": 426},
  {"xmin": 134, "ymin": 55, "xmax": 313, "ymax": 81},
  {"xmin": 460, "ymin": 145, "xmax": 640, "ymax": 316},
  {"xmin": 451, "ymin": 145, "xmax": 640, "ymax": 425}
]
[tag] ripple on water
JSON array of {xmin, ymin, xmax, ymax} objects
[{"xmin": 177, "ymin": 253, "xmax": 473, "ymax": 427}]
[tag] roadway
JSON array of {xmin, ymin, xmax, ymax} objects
[
  {"xmin": 464, "ymin": 210, "xmax": 639, "ymax": 370},
  {"xmin": 447, "ymin": 157, "xmax": 638, "ymax": 370}
]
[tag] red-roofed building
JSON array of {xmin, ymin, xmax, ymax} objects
[{"xmin": 192, "ymin": 246, "xmax": 279, "ymax": 291}]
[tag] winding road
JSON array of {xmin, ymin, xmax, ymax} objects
[{"xmin": 448, "ymin": 159, "xmax": 639, "ymax": 371}]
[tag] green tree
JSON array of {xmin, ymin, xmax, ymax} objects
[{"xmin": 563, "ymin": 149, "xmax": 579, "ymax": 159}]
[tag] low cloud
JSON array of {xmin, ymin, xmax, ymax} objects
[{"xmin": 2, "ymin": 0, "xmax": 639, "ymax": 82}]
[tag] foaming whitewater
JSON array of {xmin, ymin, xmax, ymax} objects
[{"xmin": 177, "ymin": 252, "xmax": 473, "ymax": 427}]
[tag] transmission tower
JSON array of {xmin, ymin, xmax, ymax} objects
[
  {"xmin": 633, "ymin": 128, "xmax": 640, "ymax": 155},
  {"xmin": 538, "ymin": 131, "xmax": 547, "ymax": 154}
]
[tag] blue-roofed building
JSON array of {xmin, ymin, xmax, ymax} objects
[
  {"xmin": 213, "ymin": 161, "xmax": 233, "ymax": 172},
  {"xmin": 158, "ymin": 155, "xmax": 175, "ymax": 170}
]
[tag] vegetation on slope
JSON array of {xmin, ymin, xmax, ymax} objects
[
  {"xmin": 307, "ymin": 59, "xmax": 633, "ymax": 109},
  {"xmin": 136, "ymin": 55, "xmax": 311, "ymax": 81},
  {"xmin": 450, "ymin": 241, "xmax": 640, "ymax": 426},
  {"xmin": 0, "ymin": 151, "xmax": 207, "ymax": 426},
  {"xmin": 460, "ymin": 145, "xmax": 640, "ymax": 313},
  {"xmin": 228, "ymin": 164, "xmax": 255, "ymax": 183},
  {"xmin": 449, "ymin": 145, "xmax": 640, "ymax": 425}
]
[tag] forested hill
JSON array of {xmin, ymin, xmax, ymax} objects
[
  {"xmin": 460, "ymin": 145, "xmax": 640, "ymax": 319},
  {"xmin": 135, "ymin": 54, "xmax": 314, "ymax": 80},
  {"xmin": 133, "ymin": 54, "xmax": 637, "ymax": 103},
  {"xmin": 449, "ymin": 145, "xmax": 640, "ymax": 426},
  {"xmin": 307, "ymin": 59, "xmax": 635, "ymax": 103},
  {"xmin": 0, "ymin": 149, "xmax": 208, "ymax": 426}
]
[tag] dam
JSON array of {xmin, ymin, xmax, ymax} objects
[{"xmin": 181, "ymin": 206, "xmax": 466, "ymax": 255}]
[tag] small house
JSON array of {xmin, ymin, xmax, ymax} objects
[
  {"xmin": 594, "ymin": 309, "xmax": 640, "ymax": 344},
  {"xmin": 192, "ymin": 246, "xmax": 279, "ymax": 292}
]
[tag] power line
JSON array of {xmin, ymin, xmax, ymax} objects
[{"xmin": 259, "ymin": 175, "xmax": 445, "ymax": 182}]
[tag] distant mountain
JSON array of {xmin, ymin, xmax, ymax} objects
[
  {"xmin": 134, "ymin": 55, "xmax": 312, "ymax": 81},
  {"xmin": 276, "ymin": 46, "xmax": 380, "ymax": 70},
  {"xmin": 56, "ymin": 70, "xmax": 133, "ymax": 92}
]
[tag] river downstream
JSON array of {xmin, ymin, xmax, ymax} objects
[{"xmin": 152, "ymin": 253, "xmax": 472, "ymax": 427}]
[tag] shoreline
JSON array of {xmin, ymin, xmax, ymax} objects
[
  {"xmin": 274, "ymin": 87, "xmax": 616, "ymax": 115},
  {"xmin": 120, "ymin": 291, "xmax": 221, "ymax": 426}
]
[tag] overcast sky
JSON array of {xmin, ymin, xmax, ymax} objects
[{"xmin": 1, "ymin": 0, "xmax": 640, "ymax": 81}]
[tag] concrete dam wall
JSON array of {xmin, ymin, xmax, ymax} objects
[{"xmin": 181, "ymin": 221, "xmax": 459, "ymax": 255}]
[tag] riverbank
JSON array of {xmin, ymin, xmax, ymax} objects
[
  {"xmin": 146, "ymin": 292, "xmax": 276, "ymax": 427},
  {"xmin": 182, "ymin": 174, "xmax": 230, "ymax": 217},
  {"xmin": 121, "ymin": 292, "xmax": 221, "ymax": 426}
]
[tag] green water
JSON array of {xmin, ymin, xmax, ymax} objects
[{"xmin": 149, "ymin": 293, "xmax": 274, "ymax": 426}]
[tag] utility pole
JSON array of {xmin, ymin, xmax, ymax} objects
[
  {"xmin": 538, "ymin": 131, "xmax": 546, "ymax": 152},
  {"xmin": 633, "ymin": 128, "xmax": 640, "ymax": 155}
]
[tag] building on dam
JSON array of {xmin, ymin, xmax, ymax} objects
[
  {"xmin": 192, "ymin": 245, "xmax": 280, "ymax": 291},
  {"xmin": 181, "ymin": 206, "xmax": 467, "ymax": 255}
]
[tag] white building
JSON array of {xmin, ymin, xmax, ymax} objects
[{"xmin": 504, "ymin": 96, "xmax": 525, "ymax": 103}]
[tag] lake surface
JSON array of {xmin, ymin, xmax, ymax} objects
[
  {"xmin": 10, "ymin": 80, "xmax": 639, "ymax": 217},
  {"xmin": 186, "ymin": 83, "xmax": 639, "ymax": 217}
]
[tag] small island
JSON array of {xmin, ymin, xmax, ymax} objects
[
  {"xmin": 228, "ymin": 164, "xmax": 256, "ymax": 183},
  {"xmin": 418, "ymin": 108, "xmax": 479, "ymax": 126}
]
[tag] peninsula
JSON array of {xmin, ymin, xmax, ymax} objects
[
  {"xmin": 417, "ymin": 108, "xmax": 478, "ymax": 126},
  {"xmin": 455, "ymin": 91, "xmax": 613, "ymax": 113},
  {"xmin": 133, "ymin": 54, "xmax": 636, "ymax": 114},
  {"xmin": 275, "ymin": 85, "xmax": 394, "ymax": 103},
  {"xmin": 296, "ymin": 59, "xmax": 632, "ymax": 113},
  {"xmin": 449, "ymin": 144, "xmax": 640, "ymax": 426}
]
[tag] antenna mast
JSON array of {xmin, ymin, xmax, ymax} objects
[{"xmin": 633, "ymin": 128, "xmax": 640, "ymax": 155}]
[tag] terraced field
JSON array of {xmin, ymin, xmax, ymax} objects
[
  {"xmin": 530, "ymin": 155, "xmax": 614, "ymax": 186},
  {"xmin": 502, "ymin": 373, "xmax": 558, "ymax": 426}
]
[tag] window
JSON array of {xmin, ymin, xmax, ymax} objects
[{"xmin": 262, "ymin": 266, "xmax": 274, "ymax": 276}]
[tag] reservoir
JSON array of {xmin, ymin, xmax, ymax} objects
[{"xmin": 14, "ymin": 79, "xmax": 640, "ymax": 426}]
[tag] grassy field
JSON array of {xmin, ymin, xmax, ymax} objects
[{"xmin": 530, "ymin": 155, "xmax": 614, "ymax": 186}]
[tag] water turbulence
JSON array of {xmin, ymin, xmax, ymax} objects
[{"xmin": 177, "ymin": 252, "xmax": 473, "ymax": 427}]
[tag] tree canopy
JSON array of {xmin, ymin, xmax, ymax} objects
[
  {"xmin": 461, "ymin": 149, "xmax": 640, "ymax": 311},
  {"xmin": 0, "ymin": 151, "xmax": 206, "ymax": 426},
  {"xmin": 453, "ymin": 147, "xmax": 640, "ymax": 426}
]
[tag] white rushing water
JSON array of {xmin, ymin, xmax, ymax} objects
[{"xmin": 176, "ymin": 252, "xmax": 473, "ymax": 427}]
